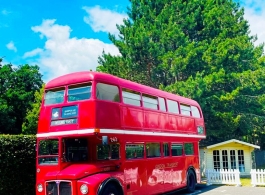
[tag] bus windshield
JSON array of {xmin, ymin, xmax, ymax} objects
[
  {"xmin": 38, "ymin": 139, "xmax": 59, "ymax": 165},
  {"xmin": 63, "ymin": 138, "xmax": 88, "ymax": 162}
]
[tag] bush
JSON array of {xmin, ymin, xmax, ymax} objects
[{"xmin": 0, "ymin": 135, "xmax": 36, "ymax": 195}]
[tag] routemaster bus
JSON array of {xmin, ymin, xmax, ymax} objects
[{"xmin": 36, "ymin": 71, "xmax": 206, "ymax": 195}]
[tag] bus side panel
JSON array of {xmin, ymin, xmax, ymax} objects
[
  {"xmin": 95, "ymin": 101, "xmax": 121, "ymax": 128},
  {"xmin": 145, "ymin": 158, "xmax": 165, "ymax": 194},
  {"xmin": 143, "ymin": 110, "xmax": 159, "ymax": 130},
  {"xmin": 166, "ymin": 155, "xmax": 186, "ymax": 192},
  {"xmin": 177, "ymin": 117, "xmax": 195, "ymax": 133},
  {"xmin": 121, "ymin": 106, "xmax": 143, "ymax": 129},
  {"xmin": 124, "ymin": 159, "xmax": 147, "ymax": 195},
  {"xmin": 38, "ymin": 105, "xmax": 51, "ymax": 133},
  {"xmin": 167, "ymin": 114, "xmax": 177, "ymax": 131},
  {"xmin": 79, "ymin": 101, "xmax": 96, "ymax": 129}
]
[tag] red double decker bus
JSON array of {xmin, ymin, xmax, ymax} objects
[{"xmin": 36, "ymin": 71, "xmax": 206, "ymax": 195}]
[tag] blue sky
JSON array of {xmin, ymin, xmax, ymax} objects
[{"xmin": 1, "ymin": 0, "xmax": 264, "ymax": 82}]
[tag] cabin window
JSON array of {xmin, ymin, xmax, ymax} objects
[
  {"xmin": 191, "ymin": 106, "xmax": 201, "ymax": 118},
  {"xmin": 126, "ymin": 144, "xmax": 144, "ymax": 159},
  {"xmin": 238, "ymin": 150, "xmax": 245, "ymax": 172},
  {"xmin": 142, "ymin": 94, "xmax": 158, "ymax": 110},
  {"xmin": 68, "ymin": 83, "xmax": 92, "ymax": 102},
  {"xmin": 213, "ymin": 150, "xmax": 220, "ymax": 170},
  {"xmin": 184, "ymin": 143, "xmax": 194, "ymax": 155},
  {"xmin": 96, "ymin": 83, "xmax": 120, "ymax": 102},
  {"xmin": 163, "ymin": 143, "xmax": 170, "ymax": 157},
  {"xmin": 230, "ymin": 150, "xmax": 236, "ymax": 169},
  {"xmin": 167, "ymin": 100, "xmax": 179, "ymax": 114},
  {"xmin": 44, "ymin": 88, "xmax": 65, "ymax": 105},
  {"xmin": 158, "ymin": 97, "xmax": 166, "ymax": 111},
  {"xmin": 146, "ymin": 143, "xmax": 161, "ymax": 158},
  {"xmin": 222, "ymin": 150, "xmax": 229, "ymax": 170},
  {"xmin": 97, "ymin": 144, "xmax": 120, "ymax": 160},
  {"xmin": 180, "ymin": 104, "xmax": 191, "ymax": 116},
  {"xmin": 122, "ymin": 89, "xmax": 141, "ymax": 106},
  {"xmin": 171, "ymin": 144, "xmax": 183, "ymax": 156}
]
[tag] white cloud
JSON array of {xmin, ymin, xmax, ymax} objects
[
  {"xmin": 82, "ymin": 5, "xmax": 127, "ymax": 36},
  {"xmin": 6, "ymin": 41, "xmax": 17, "ymax": 52},
  {"xmin": 241, "ymin": 0, "xmax": 265, "ymax": 46},
  {"xmin": 25, "ymin": 19, "xmax": 120, "ymax": 82},
  {"xmin": 23, "ymin": 48, "xmax": 43, "ymax": 58}
]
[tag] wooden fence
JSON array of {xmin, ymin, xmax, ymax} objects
[
  {"xmin": 250, "ymin": 169, "xmax": 265, "ymax": 187},
  {"xmin": 206, "ymin": 169, "xmax": 241, "ymax": 186}
]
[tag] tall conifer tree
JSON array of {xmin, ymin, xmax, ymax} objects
[{"xmin": 97, "ymin": 0, "xmax": 265, "ymax": 147}]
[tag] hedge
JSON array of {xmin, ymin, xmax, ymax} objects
[{"xmin": 0, "ymin": 135, "xmax": 36, "ymax": 195}]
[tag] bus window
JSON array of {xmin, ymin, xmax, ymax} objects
[
  {"xmin": 126, "ymin": 144, "xmax": 144, "ymax": 159},
  {"xmin": 143, "ymin": 94, "xmax": 158, "ymax": 110},
  {"xmin": 191, "ymin": 106, "xmax": 201, "ymax": 118},
  {"xmin": 63, "ymin": 138, "xmax": 88, "ymax": 162},
  {"xmin": 184, "ymin": 143, "xmax": 194, "ymax": 155},
  {"xmin": 68, "ymin": 83, "xmax": 91, "ymax": 102},
  {"xmin": 38, "ymin": 139, "xmax": 59, "ymax": 165},
  {"xmin": 167, "ymin": 100, "xmax": 179, "ymax": 114},
  {"xmin": 97, "ymin": 144, "xmax": 120, "ymax": 160},
  {"xmin": 146, "ymin": 143, "xmax": 161, "ymax": 158},
  {"xmin": 96, "ymin": 83, "xmax": 120, "ymax": 102},
  {"xmin": 122, "ymin": 89, "xmax": 141, "ymax": 106},
  {"xmin": 171, "ymin": 144, "xmax": 183, "ymax": 156},
  {"xmin": 180, "ymin": 104, "xmax": 191, "ymax": 116},
  {"xmin": 163, "ymin": 143, "xmax": 170, "ymax": 157},
  {"xmin": 158, "ymin": 97, "xmax": 166, "ymax": 111},
  {"xmin": 44, "ymin": 88, "xmax": 65, "ymax": 105}
]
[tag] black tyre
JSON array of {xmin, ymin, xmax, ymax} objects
[
  {"xmin": 101, "ymin": 184, "xmax": 120, "ymax": 195},
  {"xmin": 186, "ymin": 170, "xmax": 196, "ymax": 193}
]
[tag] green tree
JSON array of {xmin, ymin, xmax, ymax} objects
[
  {"xmin": 0, "ymin": 62, "xmax": 43, "ymax": 134},
  {"xmin": 97, "ymin": 0, "xmax": 265, "ymax": 147},
  {"xmin": 22, "ymin": 85, "xmax": 44, "ymax": 135}
]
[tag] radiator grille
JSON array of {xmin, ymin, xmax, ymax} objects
[{"xmin": 46, "ymin": 181, "xmax": 72, "ymax": 195}]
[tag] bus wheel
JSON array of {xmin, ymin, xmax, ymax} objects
[
  {"xmin": 101, "ymin": 184, "xmax": 120, "ymax": 195},
  {"xmin": 186, "ymin": 170, "xmax": 196, "ymax": 193}
]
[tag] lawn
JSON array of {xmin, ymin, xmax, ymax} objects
[{"xmin": 240, "ymin": 177, "xmax": 251, "ymax": 186}]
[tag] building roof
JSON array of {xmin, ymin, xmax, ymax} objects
[{"xmin": 206, "ymin": 139, "xmax": 260, "ymax": 149}]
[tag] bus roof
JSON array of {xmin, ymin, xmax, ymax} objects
[{"xmin": 45, "ymin": 71, "xmax": 199, "ymax": 106}]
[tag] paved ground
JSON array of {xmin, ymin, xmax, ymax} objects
[{"xmin": 177, "ymin": 184, "xmax": 265, "ymax": 195}]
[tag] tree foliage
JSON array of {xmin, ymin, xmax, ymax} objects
[
  {"xmin": 97, "ymin": 0, "xmax": 265, "ymax": 147},
  {"xmin": 22, "ymin": 85, "xmax": 44, "ymax": 135},
  {"xmin": 0, "ymin": 60, "xmax": 43, "ymax": 134}
]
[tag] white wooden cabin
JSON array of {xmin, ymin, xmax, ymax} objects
[{"xmin": 200, "ymin": 139, "xmax": 260, "ymax": 177}]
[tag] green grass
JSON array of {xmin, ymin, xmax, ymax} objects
[{"xmin": 240, "ymin": 177, "xmax": 251, "ymax": 186}]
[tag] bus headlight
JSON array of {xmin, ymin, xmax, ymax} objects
[
  {"xmin": 80, "ymin": 184, "xmax": 88, "ymax": 194},
  {"xmin": 37, "ymin": 184, "xmax": 43, "ymax": 192}
]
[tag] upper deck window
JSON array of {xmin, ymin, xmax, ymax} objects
[
  {"xmin": 142, "ymin": 94, "xmax": 158, "ymax": 110},
  {"xmin": 191, "ymin": 106, "xmax": 201, "ymax": 118},
  {"xmin": 158, "ymin": 97, "xmax": 166, "ymax": 111},
  {"xmin": 44, "ymin": 88, "xmax": 65, "ymax": 105},
  {"xmin": 122, "ymin": 89, "xmax": 141, "ymax": 106},
  {"xmin": 167, "ymin": 99, "xmax": 179, "ymax": 114},
  {"xmin": 180, "ymin": 104, "xmax": 191, "ymax": 116},
  {"xmin": 96, "ymin": 83, "xmax": 120, "ymax": 102},
  {"xmin": 68, "ymin": 83, "xmax": 92, "ymax": 102}
]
